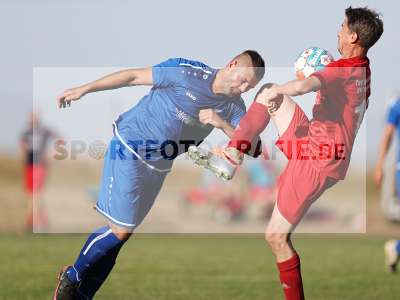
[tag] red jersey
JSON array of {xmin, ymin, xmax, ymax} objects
[{"xmin": 309, "ymin": 56, "xmax": 370, "ymax": 179}]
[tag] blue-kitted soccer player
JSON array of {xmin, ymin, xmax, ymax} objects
[
  {"xmin": 375, "ymin": 95, "xmax": 400, "ymax": 273},
  {"xmin": 53, "ymin": 51, "xmax": 265, "ymax": 299}
]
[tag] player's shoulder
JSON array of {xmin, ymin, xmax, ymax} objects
[
  {"xmin": 157, "ymin": 57, "xmax": 209, "ymax": 69},
  {"xmin": 330, "ymin": 56, "xmax": 370, "ymax": 67},
  {"xmin": 174, "ymin": 58, "xmax": 213, "ymax": 74},
  {"xmin": 325, "ymin": 59, "xmax": 342, "ymax": 68},
  {"xmin": 176, "ymin": 57, "xmax": 209, "ymax": 68},
  {"xmin": 154, "ymin": 58, "xmax": 214, "ymax": 82}
]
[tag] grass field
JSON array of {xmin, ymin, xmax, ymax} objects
[{"xmin": 0, "ymin": 234, "xmax": 398, "ymax": 300}]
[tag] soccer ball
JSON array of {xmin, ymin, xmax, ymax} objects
[{"xmin": 294, "ymin": 47, "xmax": 333, "ymax": 80}]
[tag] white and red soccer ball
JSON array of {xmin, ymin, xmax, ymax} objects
[{"xmin": 295, "ymin": 47, "xmax": 333, "ymax": 80}]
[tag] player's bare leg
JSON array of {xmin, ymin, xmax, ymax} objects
[
  {"xmin": 266, "ymin": 204, "xmax": 304, "ymax": 300},
  {"xmin": 257, "ymin": 84, "xmax": 296, "ymax": 137},
  {"xmin": 253, "ymin": 89, "xmax": 305, "ymax": 299},
  {"xmin": 109, "ymin": 222, "xmax": 133, "ymax": 241},
  {"xmin": 265, "ymin": 203, "xmax": 296, "ymax": 260}
]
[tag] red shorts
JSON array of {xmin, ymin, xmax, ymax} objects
[
  {"xmin": 275, "ymin": 105, "xmax": 338, "ymax": 225},
  {"xmin": 25, "ymin": 164, "xmax": 46, "ymax": 195}
]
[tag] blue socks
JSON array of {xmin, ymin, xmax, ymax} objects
[
  {"xmin": 76, "ymin": 243, "xmax": 122, "ymax": 298},
  {"xmin": 66, "ymin": 226, "xmax": 125, "ymax": 283}
]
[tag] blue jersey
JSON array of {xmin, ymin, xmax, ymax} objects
[
  {"xmin": 387, "ymin": 98, "xmax": 400, "ymax": 160},
  {"xmin": 114, "ymin": 58, "xmax": 246, "ymax": 160}
]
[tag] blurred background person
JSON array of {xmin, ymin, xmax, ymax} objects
[
  {"xmin": 375, "ymin": 93, "xmax": 400, "ymax": 220},
  {"xmin": 20, "ymin": 111, "xmax": 59, "ymax": 231},
  {"xmin": 375, "ymin": 94, "xmax": 400, "ymax": 273}
]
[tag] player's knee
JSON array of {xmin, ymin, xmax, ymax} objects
[
  {"xmin": 265, "ymin": 232, "xmax": 288, "ymax": 252},
  {"xmin": 255, "ymin": 82, "xmax": 279, "ymax": 107},
  {"xmin": 110, "ymin": 223, "xmax": 134, "ymax": 241},
  {"xmin": 255, "ymin": 82, "xmax": 277, "ymax": 97},
  {"xmin": 113, "ymin": 231, "xmax": 132, "ymax": 241}
]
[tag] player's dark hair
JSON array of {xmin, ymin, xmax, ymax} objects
[
  {"xmin": 241, "ymin": 50, "xmax": 265, "ymax": 80},
  {"xmin": 345, "ymin": 6, "xmax": 383, "ymax": 49}
]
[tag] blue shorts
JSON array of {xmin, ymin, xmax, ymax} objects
[{"xmin": 95, "ymin": 136, "xmax": 172, "ymax": 229}]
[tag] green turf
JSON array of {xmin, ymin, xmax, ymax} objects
[{"xmin": 0, "ymin": 234, "xmax": 398, "ymax": 300}]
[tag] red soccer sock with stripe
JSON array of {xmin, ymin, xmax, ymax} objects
[
  {"xmin": 276, "ymin": 253, "xmax": 305, "ymax": 300},
  {"xmin": 228, "ymin": 101, "xmax": 270, "ymax": 154}
]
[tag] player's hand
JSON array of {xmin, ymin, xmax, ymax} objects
[
  {"xmin": 255, "ymin": 86, "xmax": 283, "ymax": 114},
  {"xmin": 57, "ymin": 86, "xmax": 87, "ymax": 108},
  {"xmin": 199, "ymin": 109, "xmax": 225, "ymax": 128},
  {"xmin": 374, "ymin": 167, "xmax": 383, "ymax": 187}
]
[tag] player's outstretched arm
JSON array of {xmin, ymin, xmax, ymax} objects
[
  {"xmin": 274, "ymin": 76, "xmax": 322, "ymax": 96},
  {"xmin": 374, "ymin": 124, "xmax": 395, "ymax": 187},
  {"xmin": 57, "ymin": 67, "xmax": 153, "ymax": 108},
  {"xmin": 255, "ymin": 77, "xmax": 322, "ymax": 107}
]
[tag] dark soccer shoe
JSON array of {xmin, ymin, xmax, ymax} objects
[
  {"xmin": 389, "ymin": 263, "xmax": 397, "ymax": 273},
  {"xmin": 53, "ymin": 266, "xmax": 79, "ymax": 300}
]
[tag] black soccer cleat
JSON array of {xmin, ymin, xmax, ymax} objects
[
  {"xmin": 389, "ymin": 263, "xmax": 397, "ymax": 273},
  {"xmin": 53, "ymin": 266, "xmax": 79, "ymax": 300}
]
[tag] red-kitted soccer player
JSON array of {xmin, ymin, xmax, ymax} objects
[{"xmin": 189, "ymin": 7, "xmax": 383, "ymax": 300}]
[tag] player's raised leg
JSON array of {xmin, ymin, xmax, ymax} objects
[
  {"xmin": 188, "ymin": 84, "xmax": 296, "ymax": 179},
  {"xmin": 227, "ymin": 82, "xmax": 297, "ymax": 159}
]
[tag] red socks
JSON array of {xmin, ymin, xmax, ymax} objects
[
  {"xmin": 228, "ymin": 102, "xmax": 270, "ymax": 154},
  {"xmin": 277, "ymin": 253, "xmax": 305, "ymax": 300}
]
